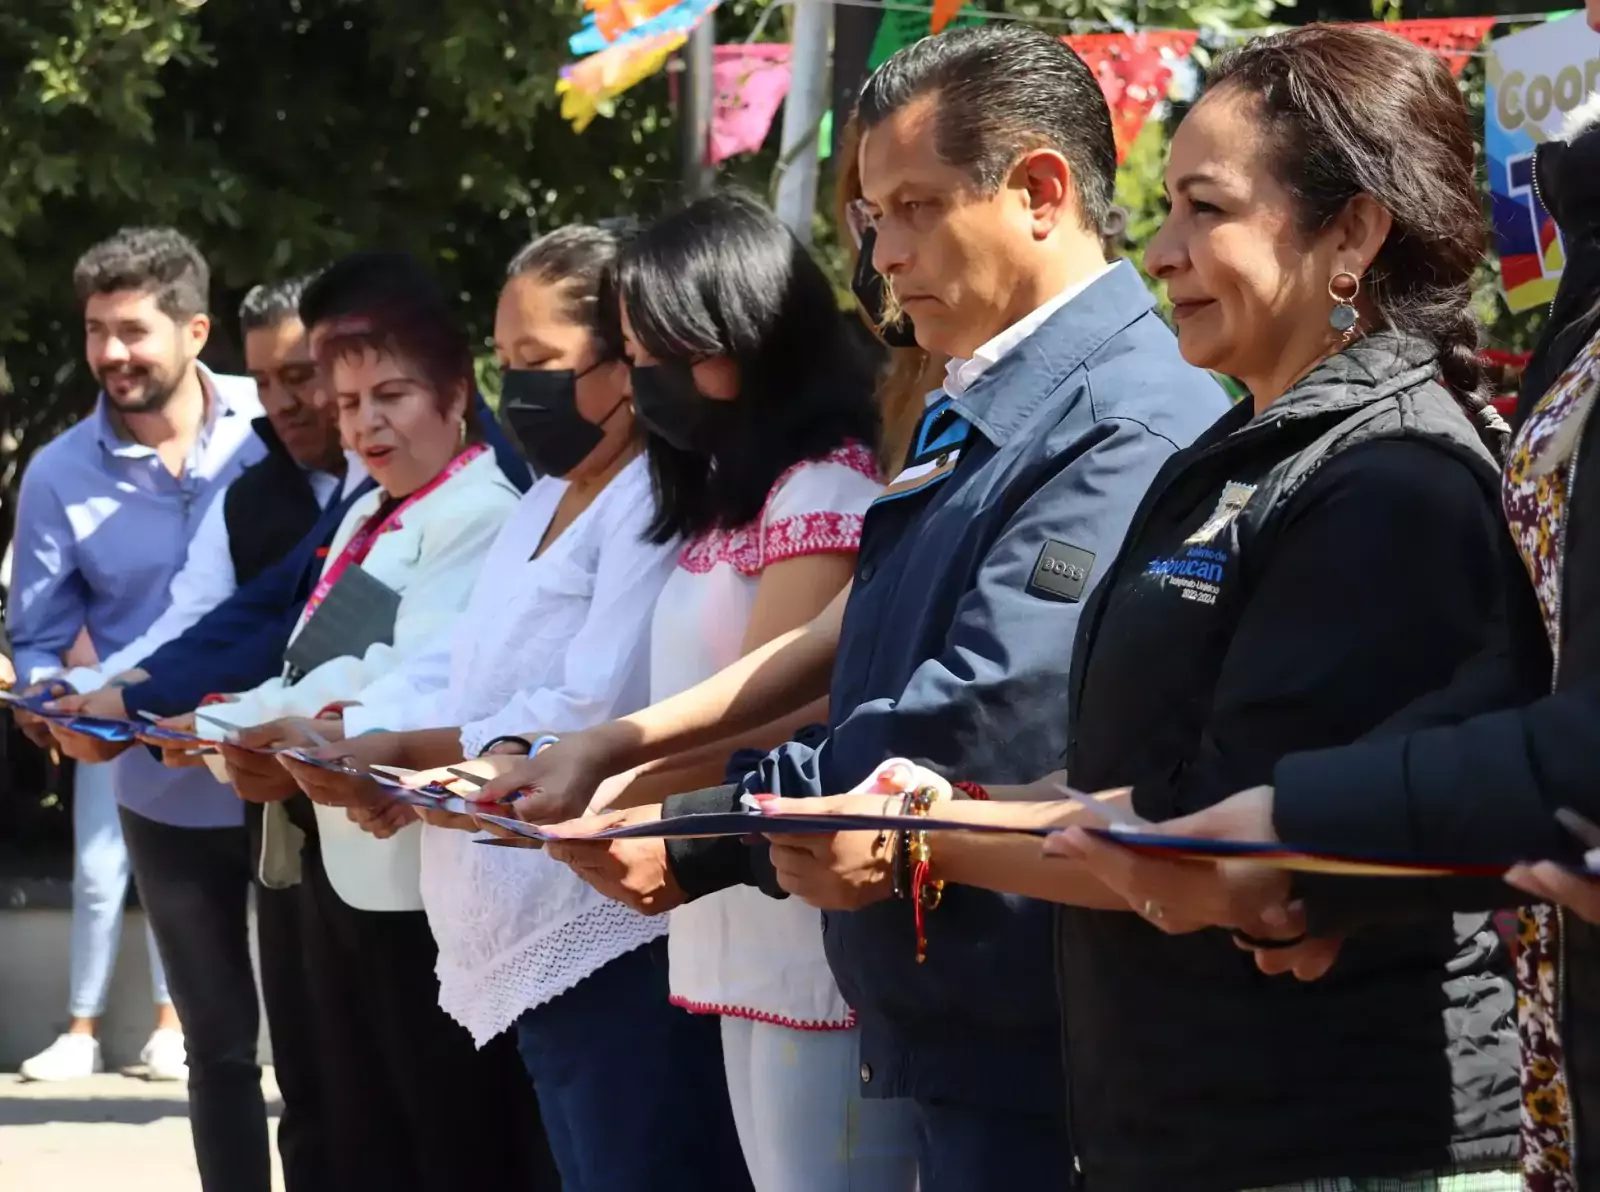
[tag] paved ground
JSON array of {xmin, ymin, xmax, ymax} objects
[{"xmin": 0, "ymin": 1068, "xmax": 283, "ymax": 1191}]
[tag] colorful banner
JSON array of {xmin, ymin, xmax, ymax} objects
[
  {"xmin": 709, "ymin": 44, "xmax": 791, "ymax": 163},
  {"xmin": 570, "ymin": 0, "xmax": 681, "ymax": 55},
  {"xmin": 569, "ymin": 0, "xmax": 716, "ymax": 56},
  {"xmin": 1485, "ymin": 13, "xmax": 1600, "ymax": 311},
  {"xmin": 558, "ymin": 30, "xmax": 688, "ymax": 133},
  {"xmin": 867, "ymin": 4, "xmax": 985, "ymax": 70},
  {"xmin": 1063, "ymin": 31, "xmax": 1199, "ymax": 164},
  {"xmin": 931, "ymin": 0, "xmax": 965, "ymax": 35},
  {"xmin": 1365, "ymin": 17, "xmax": 1496, "ymax": 78}
]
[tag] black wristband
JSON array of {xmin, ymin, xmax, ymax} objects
[{"xmin": 478, "ymin": 735, "xmax": 532, "ymax": 757}]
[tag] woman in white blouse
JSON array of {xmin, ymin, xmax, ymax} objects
[
  {"xmin": 280, "ymin": 224, "xmax": 752, "ymax": 1192},
  {"xmin": 454, "ymin": 192, "xmax": 918, "ymax": 1192},
  {"xmin": 179, "ymin": 259, "xmax": 539, "ymax": 1192},
  {"xmin": 199, "ymin": 301, "xmax": 520, "ymax": 907}
]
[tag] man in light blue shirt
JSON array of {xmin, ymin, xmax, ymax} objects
[{"xmin": 7, "ymin": 227, "xmax": 273, "ymax": 1192}]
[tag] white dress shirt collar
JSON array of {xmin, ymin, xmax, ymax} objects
[{"xmin": 942, "ymin": 261, "xmax": 1118, "ymax": 400}]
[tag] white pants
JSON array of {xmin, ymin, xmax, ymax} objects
[
  {"xmin": 69, "ymin": 762, "xmax": 169, "ymax": 1018},
  {"xmin": 720, "ymin": 1016, "xmax": 918, "ymax": 1192}
]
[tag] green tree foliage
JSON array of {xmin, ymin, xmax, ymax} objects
[
  {"xmin": 0, "ymin": 0, "xmax": 693, "ymax": 543},
  {"xmin": 0, "ymin": 0, "xmax": 1562, "ymax": 564}
]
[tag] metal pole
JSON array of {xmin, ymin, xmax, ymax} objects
[
  {"xmin": 774, "ymin": 0, "xmax": 832, "ymax": 243},
  {"xmin": 682, "ymin": 19, "xmax": 717, "ymax": 198}
]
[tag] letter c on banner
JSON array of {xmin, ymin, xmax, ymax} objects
[{"xmin": 1498, "ymin": 70, "xmax": 1526, "ymax": 130}]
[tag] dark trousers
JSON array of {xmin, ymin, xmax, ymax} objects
[
  {"xmin": 515, "ymin": 936, "xmax": 753, "ymax": 1192},
  {"xmin": 119, "ymin": 807, "xmax": 270, "ymax": 1192},
  {"xmin": 298, "ymin": 833, "xmax": 557, "ymax": 1191},
  {"xmin": 911, "ymin": 1098, "xmax": 1075, "ymax": 1192},
  {"xmin": 247, "ymin": 801, "xmax": 332, "ymax": 1192}
]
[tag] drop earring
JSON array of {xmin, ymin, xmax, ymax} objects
[{"xmin": 1328, "ymin": 271, "xmax": 1361, "ymax": 346}]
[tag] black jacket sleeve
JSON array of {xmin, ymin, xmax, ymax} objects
[
  {"xmin": 661, "ymin": 784, "xmax": 755, "ymax": 900},
  {"xmin": 1131, "ymin": 441, "xmax": 1506, "ymax": 827},
  {"xmin": 1281, "ymin": 156, "xmax": 1600, "ymax": 930}
]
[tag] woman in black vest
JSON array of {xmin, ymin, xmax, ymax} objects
[
  {"xmin": 770, "ymin": 24, "xmax": 1521, "ymax": 1191},
  {"xmin": 1044, "ymin": 62, "xmax": 1600, "ymax": 1192}
]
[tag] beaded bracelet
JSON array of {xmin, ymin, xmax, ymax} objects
[{"xmin": 953, "ymin": 780, "xmax": 990, "ymax": 801}]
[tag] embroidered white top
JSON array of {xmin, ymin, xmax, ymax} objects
[
  {"xmin": 343, "ymin": 454, "xmax": 680, "ymax": 1044},
  {"xmin": 204, "ymin": 448, "xmax": 519, "ymax": 911},
  {"xmin": 657, "ymin": 443, "xmax": 881, "ymax": 1029}
]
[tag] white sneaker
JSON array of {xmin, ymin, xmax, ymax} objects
[
  {"xmin": 140, "ymin": 1028, "xmax": 188, "ymax": 1082},
  {"xmin": 19, "ymin": 1033, "xmax": 103, "ymax": 1082}
]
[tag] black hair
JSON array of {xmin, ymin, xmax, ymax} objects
[
  {"xmin": 1206, "ymin": 25, "xmax": 1505, "ymax": 455},
  {"xmin": 856, "ymin": 24, "xmax": 1117, "ymax": 233},
  {"xmin": 299, "ymin": 250, "xmax": 453, "ymax": 331},
  {"xmin": 609, "ymin": 190, "xmax": 880, "ymax": 543},
  {"xmin": 507, "ymin": 222, "xmax": 638, "ymax": 352},
  {"xmin": 238, "ymin": 273, "xmax": 318, "ymax": 333},
  {"xmin": 73, "ymin": 227, "xmax": 209, "ymax": 320}
]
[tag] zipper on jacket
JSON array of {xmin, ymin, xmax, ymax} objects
[
  {"xmin": 1530, "ymin": 161, "xmax": 1562, "ymax": 320},
  {"xmin": 1550, "ymin": 398, "xmax": 1589, "ymax": 1174},
  {"xmin": 1053, "ymin": 910, "xmax": 1084, "ymax": 1189}
]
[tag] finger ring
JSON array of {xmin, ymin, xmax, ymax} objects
[{"xmin": 1143, "ymin": 900, "xmax": 1165, "ymax": 922}]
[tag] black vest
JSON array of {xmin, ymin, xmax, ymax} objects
[
  {"xmin": 224, "ymin": 417, "xmax": 328, "ymax": 586},
  {"xmin": 1059, "ymin": 333, "xmax": 1515, "ymax": 1190}
]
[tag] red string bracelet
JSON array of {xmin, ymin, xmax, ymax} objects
[
  {"xmin": 904, "ymin": 786, "xmax": 946, "ymax": 963},
  {"xmin": 954, "ymin": 780, "xmax": 990, "ymax": 801}
]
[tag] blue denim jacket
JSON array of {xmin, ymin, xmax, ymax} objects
[{"xmin": 739, "ymin": 262, "xmax": 1229, "ymax": 1114}]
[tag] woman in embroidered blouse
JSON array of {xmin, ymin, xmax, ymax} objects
[
  {"xmin": 276, "ymin": 224, "xmax": 750, "ymax": 1192},
  {"xmin": 438, "ymin": 192, "xmax": 915, "ymax": 1192}
]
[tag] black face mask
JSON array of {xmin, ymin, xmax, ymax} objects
[
  {"xmin": 851, "ymin": 227, "xmax": 918, "ymax": 349},
  {"xmin": 630, "ymin": 362, "xmax": 736, "ymax": 456},
  {"xmin": 499, "ymin": 364, "xmax": 623, "ymax": 478}
]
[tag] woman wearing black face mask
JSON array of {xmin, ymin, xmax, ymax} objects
[
  {"xmin": 275, "ymin": 222, "xmax": 754, "ymax": 1192},
  {"xmin": 475, "ymin": 190, "xmax": 911, "ymax": 1192}
]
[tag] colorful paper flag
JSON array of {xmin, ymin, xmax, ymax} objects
[
  {"xmin": 1063, "ymin": 31, "xmax": 1199, "ymax": 165},
  {"xmin": 558, "ymin": 30, "xmax": 688, "ymax": 133},
  {"xmin": 930, "ymin": 0, "xmax": 965, "ymax": 35},
  {"xmin": 569, "ymin": 0, "xmax": 682, "ymax": 55},
  {"xmin": 569, "ymin": 0, "xmax": 718, "ymax": 56},
  {"xmin": 867, "ymin": 4, "xmax": 986, "ymax": 71},
  {"xmin": 1364, "ymin": 17, "xmax": 1497, "ymax": 77},
  {"xmin": 709, "ymin": 44, "xmax": 792, "ymax": 164}
]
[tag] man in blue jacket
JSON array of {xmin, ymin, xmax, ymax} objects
[{"xmin": 580, "ymin": 26, "xmax": 1228, "ymax": 1189}]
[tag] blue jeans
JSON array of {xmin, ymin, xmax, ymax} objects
[
  {"xmin": 911, "ymin": 1097, "xmax": 1074, "ymax": 1192},
  {"xmin": 514, "ymin": 937, "xmax": 752, "ymax": 1192},
  {"xmin": 721, "ymin": 1017, "xmax": 918, "ymax": 1192},
  {"xmin": 70, "ymin": 762, "xmax": 169, "ymax": 1018}
]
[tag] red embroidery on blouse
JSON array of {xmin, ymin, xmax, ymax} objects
[
  {"xmin": 668, "ymin": 994, "xmax": 858, "ymax": 1032},
  {"xmin": 678, "ymin": 443, "xmax": 878, "ymax": 576}
]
